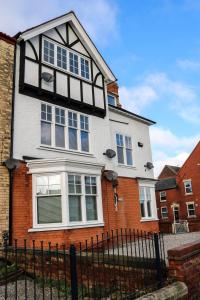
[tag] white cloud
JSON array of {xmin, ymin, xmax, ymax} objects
[
  {"xmin": 119, "ymin": 72, "xmax": 200, "ymax": 124},
  {"xmin": 119, "ymin": 85, "xmax": 158, "ymax": 113},
  {"xmin": 177, "ymin": 59, "xmax": 200, "ymax": 71},
  {"xmin": 0, "ymin": 0, "xmax": 118, "ymax": 45},
  {"xmin": 150, "ymin": 126, "xmax": 200, "ymax": 177}
]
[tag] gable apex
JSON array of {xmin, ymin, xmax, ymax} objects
[{"xmin": 15, "ymin": 11, "xmax": 116, "ymax": 82}]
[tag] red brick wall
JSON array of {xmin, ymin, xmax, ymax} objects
[
  {"xmin": 156, "ymin": 142, "xmax": 200, "ymax": 233},
  {"xmin": 12, "ymin": 162, "xmax": 158, "ymax": 247},
  {"xmin": 168, "ymin": 240, "xmax": 200, "ymax": 299}
]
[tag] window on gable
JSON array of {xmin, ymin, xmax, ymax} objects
[
  {"xmin": 160, "ymin": 191, "xmax": 167, "ymax": 202},
  {"xmin": 184, "ymin": 180, "xmax": 193, "ymax": 194},
  {"xmin": 57, "ymin": 46, "xmax": 67, "ymax": 70},
  {"xmin": 139, "ymin": 186, "xmax": 153, "ymax": 218},
  {"xmin": 107, "ymin": 94, "xmax": 116, "ymax": 106},
  {"xmin": 187, "ymin": 202, "xmax": 195, "ymax": 217},
  {"xmin": 41, "ymin": 104, "xmax": 52, "ymax": 146},
  {"xmin": 69, "ymin": 52, "xmax": 79, "ymax": 75},
  {"xmin": 36, "ymin": 175, "xmax": 62, "ymax": 224},
  {"xmin": 161, "ymin": 207, "xmax": 168, "ymax": 219},
  {"xmin": 81, "ymin": 58, "xmax": 89, "ymax": 79},
  {"xmin": 43, "ymin": 40, "xmax": 54, "ymax": 65},
  {"xmin": 55, "ymin": 107, "xmax": 65, "ymax": 148}
]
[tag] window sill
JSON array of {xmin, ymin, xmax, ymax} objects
[
  {"xmin": 118, "ymin": 164, "xmax": 136, "ymax": 170},
  {"xmin": 185, "ymin": 193, "xmax": 193, "ymax": 196},
  {"xmin": 160, "ymin": 200, "xmax": 167, "ymax": 202},
  {"xmin": 187, "ymin": 215, "xmax": 196, "ymax": 219},
  {"xmin": 38, "ymin": 145, "xmax": 95, "ymax": 158},
  {"xmin": 28, "ymin": 222, "xmax": 104, "ymax": 232},
  {"xmin": 140, "ymin": 218, "xmax": 159, "ymax": 222}
]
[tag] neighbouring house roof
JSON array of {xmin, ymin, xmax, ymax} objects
[
  {"xmin": 0, "ymin": 32, "xmax": 16, "ymax": 44},
  {"xmin": 108, "ymin": 104, "xmax": 156, "ymax": 126},
  {"xmin": 155, "ymin": 177, "xmax": 177, "ymax": 191},
  {"xmin": 165, "ymin": 165, "xmax": 180, "ymax": 174},
  {"xmin": 158, "ymin": 164, "xmax": 181, "ymax": 179},
  {"xmin": 14, "ymin": 11, "xmax": 116, "ymax": 83}
]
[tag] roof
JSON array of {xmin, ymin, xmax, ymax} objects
[
  {"xmin": 155, "ymin": 177, "xmax": 177, "ymax": 191},
  {"xmin": 14, "ymin": 11, "xmax": 116, "ymax": 82},
  {"xmin": 0, "ymin": 32, "xmax": 16, "ymax": 45},
  {"xmin": 165, "ymin": 165, "xmax": 180, "ymax": 175},
  {"xmin": 109, "ymin": 104, "xmax": 156, "ymax": 126}
]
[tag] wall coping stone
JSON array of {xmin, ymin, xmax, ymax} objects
[
  {"xmin": 168, "ymin": 239, "xmax": 200, "ymax": 260},
  {"xmin": 136, "ymin": 282, "xmax": 188, "ymax": 300}
]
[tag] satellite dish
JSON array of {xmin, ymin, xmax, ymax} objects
[
  {"xmin": 3, "ymin": 158, "xmax": 20, "ymax": 170},
  {"xmin": 144, "ymin": 162, "xmax": 154, "ymax": 170},
  {"xmin": 103, "ymin": 170, "xmax": 118, "ymax": 181},
  {"xmin": 41, "ymin": 72, "xmax": 54, "ymax": 82},
  {"xmin": 103, "ymin": 149, "xmax": 116, "ymax": 159}
]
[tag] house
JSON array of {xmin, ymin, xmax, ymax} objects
[
  {"xmin": 0, "ymin": 33, "xmax": 15, "ymax": 245},
  {"xmin": 156, "ymin": 142, "xmax": 200, "ymax": 233},
  {"xmin": 8, "ymin": 11, "xmax": 158, "ymax": 247}
]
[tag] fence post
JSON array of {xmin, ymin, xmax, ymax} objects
[
  {"xmin": 70, "ymin": 244, "xmax": 78, "ymax": 300},
  {"xmin": 154, "ymin": 233, "xmax": 162, "ymax": 288}
]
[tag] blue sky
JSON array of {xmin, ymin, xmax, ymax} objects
[{"xmin": 1, "ymin": 0, "xmax": 200, "ymax": 176}]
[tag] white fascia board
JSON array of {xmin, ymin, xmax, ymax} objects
[
  {"xmin": 18, "ymin": 12, "xmax": 116, "ymax": 82},
  {"xmin": 27, "ymin": 158, "xmax": 105, "ymax": 174}
]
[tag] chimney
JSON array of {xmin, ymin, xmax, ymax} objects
[{"xmin": 107, "ymin": 82, "xmax": 122, "ymax": 108}]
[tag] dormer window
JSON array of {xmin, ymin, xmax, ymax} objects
[
  {"xmin": 42, "ymin": 38, "xmax": 90, "ymax": 80},
  {"xmin": 107, "ymin": 94, "xmax": 116, "ymax": 106}
]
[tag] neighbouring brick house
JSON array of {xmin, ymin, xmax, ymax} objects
[
  {"xmin": 0, "ymin": 33, "xmax": 15, "ymax": 245},
  {"xmin": 1, "ymin": 11, "xmax": 158, "ymax": 247},
  {"xmin": 156, "ymin": 142, "xmax": 200, "ymax": 233}
]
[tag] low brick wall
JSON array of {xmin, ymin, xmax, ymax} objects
[{"xmin": 168, "ymin": 239, "xmax": 200, "ymax": 299}]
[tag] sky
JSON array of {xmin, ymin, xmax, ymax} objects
[{"xmin": 1, "ymin": 0, "xmax": 200, "ymax": 177}]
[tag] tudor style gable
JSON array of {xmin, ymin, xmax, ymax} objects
[{"xmin": 17, "ymin": 12, "xmax": 116, "ymax": 118}]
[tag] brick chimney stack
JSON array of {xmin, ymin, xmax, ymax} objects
[{"xmin": 107, "ymin": 82, "xmax": 122, "ymax": 108}]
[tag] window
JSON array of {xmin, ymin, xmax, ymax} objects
[
  {"xmin": 57, "ymin": 46, "xmax": 67, "ymax": 70},
  {"xmin": 139, "ymin": 186, "xmax": 153, "ymax": 218},
  {"xmin": 187, "ymin": 202, "xmax": 195, "ymax": 217},
  {"xmin": 125, "ymin": 136, "xmax": 133, "ymax": 165},
  {"xmin": 55, "ymin": 107, "xmax": 65, "ymax": 148},
  {"xmin": 184, "ymin": 180, "xmax": 193, "ymax": 194},
  {"xmin": 80, "ymin": 115, "xmax": 89, "ymax": 152},
  {"xmin": 36, "ymin": 175, "xmax": 62, "ymax": 224},
  {"xmin": 68, "ymin": 111, "xmax": 78, "ymax": 150},
  {"xmin": 41, "ymin": 104, "xmax": 52, "ymax": 145},
  {"xmin": 69, "ymin": 52, "xmax": 79, "ymax": 75},
  {"xmin": 43, "ymin": 40, "xmax": 54, "ymax": 65},
  {"xmin": 107, "ymin": 94, "xmax": 116, "ymax": 106},
  {"xmin": 161, "ymin": 207, "xmax": 168, "ymax": 219},
  {"xmin": 43, "ymin": 38, "xmax": 91, "ymax": 80},
  {"xmin": 41, "ymin": 104, "xmax": 90, "ymax": 153},
  {"xmin": 85, "ymin": 176, "xmax": 98, "ymax": 221},
  {"xmin": 68, "ymin": 175, "xmax": 82, "ymax": 222},
  {"xmin": 33, "ymin": 172, "xmax": 103, "ymax": 228},
  {"xmin": 116, "ymin": 134, "xmax": 124, "ymax": 164},
  {"xmin": 116, "ymin": 134, "xmax": 133, "ymax": 166},
  {"xmin": 81, "ymin": 58, "xmax": 89, "ymax": 79},
  {"xmin": 160, "ymin": 191, "xmax": 167, "ymax": 202}
]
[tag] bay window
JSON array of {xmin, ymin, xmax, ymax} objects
[
  {"xmin": 33, "ymin": 172, "xmax": 102, "ymax": 229},
  {"xmin": 40, "ymin": 103, "xmax": 90, "ymax": 153}
]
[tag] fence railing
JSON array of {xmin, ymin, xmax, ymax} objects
[{"xmin": 0, "ymin": 229, "xmax": 167, "ymax": 299}]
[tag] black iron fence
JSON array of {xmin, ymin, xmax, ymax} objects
[{"xmin": 0, "ymin": 229, "xmax": 167, "ymax": 299}]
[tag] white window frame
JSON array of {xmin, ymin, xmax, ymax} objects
[
  {"xmin": 160, "ymin": 191, "xmax": 167, "ymax": 202},
  {"xmin": 116, "ymin": 133, "xmax": 133, "ymax": 167},
  {"xmin": 161, "ymin": 206, "xmax": 168, "ymax": 219},
  {"xmin": 42, "ymin": 38, "xmax": 91, "ymax": 81},
  {"xmin": 183, "ymin": 179, "xmax": 193, "ymax": 195},
  {"xmin": 40, "ymin": 102, "xmax": 91, "ymax": 154},
  {"xmin": 32, "ymin": 172, "xmax": 103, "ymax": 230},
  {"xmin": 186, "ymin": 202, "xmax": 196, "ymax": 217},
  {"xmin": 139, "ymin": 185, "xmax": 157, "ymax": 220}
]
